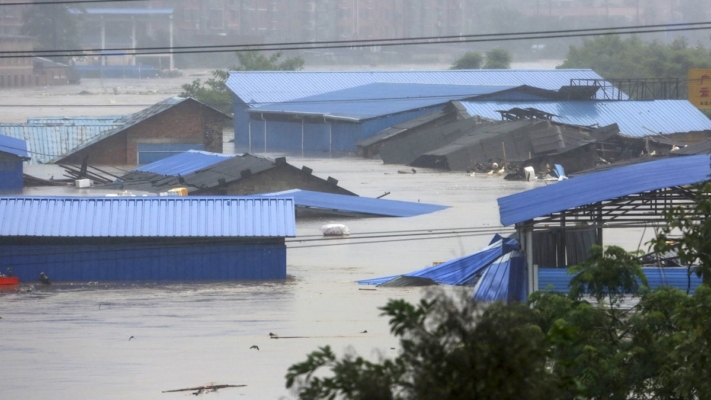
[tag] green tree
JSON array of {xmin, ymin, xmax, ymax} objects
[
  {"xmin": 21, "ymin": 2, "xmax": 81, "ymax": 64},
  {"xmin": 179, "ymin": 51, "xmax": 304, "ymax": 115},
  {"xmin": 450, "ymin": 52, "xmax": 484, "ymax": 70},
  {"xmin": 484, "ymin": 48, "xmax": 511, "ymax": 69},
  {"xmin": 558, "ymin": 35, "xmax": 711, "ymax": 81},
  {"xmin": 651, "ymin": 180, "xmax": 711, "ymax": 285},
  {"xmin": 286, "ymin": 292, "xmax": 561, "ymax": 400}
]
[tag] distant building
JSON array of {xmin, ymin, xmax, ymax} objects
[
  {"xmin": 0, "ymin": 34, "xmax": 34, "ymax": 87},
  {"xmin": 0, "ymin": 133, "xmax": 29, "ymax": 192},
  {"xmin": 0, "ymin": 196, "xmax": 295, "ymax": 282}
]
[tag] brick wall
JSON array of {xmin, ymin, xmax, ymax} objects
[{"xmin": 59, "ymin": 99, "xmax": 228, "ymax": 165}]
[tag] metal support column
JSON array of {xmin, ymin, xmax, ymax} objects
[
  {"xmin": 558, "ymin": 214, "xmax": 566, "ymax": 267},
  {"xmin": 169, "ymin": 14, "xmax": 174, "ymax": 70},
  {"xmin": 521, "ymin": 223, "xmax": 535, "ymax": 297}
]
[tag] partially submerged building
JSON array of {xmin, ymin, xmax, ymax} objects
[
  {"xmin": 0, "ymin": 97, "xmax": 230, "ymax": 165},
  {"xmin": 227, "ymin": 69, "xmax": 620, "ymax": 154},
  {"xmin": 102, "ymin": 150, "xmax": 355, "ymax": 196},
  {"xmin": 0, "ymin": 134, "xmax": 29, "ymax": 192},
  {"xmin": 0, "ymin": 196, "xmax": 295, "ymax": 282}
]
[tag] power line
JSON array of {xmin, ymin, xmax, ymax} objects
[
  {"xmin": 4, "ymin": 20, "xmax": 710, "ymax": 56},
  {"xmin": 0, "ymin": 0, "xmax": 146, "ymax": 6},
  {"xmin": 2, "ymin": 21, "xmax": 711, "ymax": 59}
]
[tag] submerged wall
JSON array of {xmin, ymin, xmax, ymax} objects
[{"xmin": 2, "ymin": 242, "xmax": 287, "ymax": 282}]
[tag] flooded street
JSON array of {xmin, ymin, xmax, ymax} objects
[
  {"xmin": 0, "ymin": 155, "xmax": 657, "ymax": 399},
  {"xmin": 0, "ymin": 76, "xmax": 656, "ymax": 398}
]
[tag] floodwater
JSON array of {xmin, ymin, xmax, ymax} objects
[{"xmin": 0, "ymin": 156, "xmax": 654, "ymax": 399}]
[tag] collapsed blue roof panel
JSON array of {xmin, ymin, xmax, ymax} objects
[
  {"xmin": 257, "ymin": 189, "xmax": 448, "ymax": 217},
  {"xmin": 0, "ymin": 197, "xmax": 295, "ymax": 238},
  {"xmin": 134, "ymin": 150, "xmax": 235, "ymax": 176},
  {"xmin": 249, "ymin": 83, "xmax": 516, "ymax": 120},
  {"xmin": 459, "ymin": 100, "xmax": 711, "ymax": 137},
  {"xmin": 498, "ymin": 154, "xmax": 711, "ymax": 226},
  {"xmin": 473, "ymin": 253, "xmax": 527, "ymax": 303},
  {"xmin": 227, "ymin": 69, "xmax": 619, "ymax": 105},
  {"xmin": 0, "ymin": 134, "xmax": 29, "ymax": 159},
  {"xmin": 359, "ymin": 236, "xmax": 519, "ymax": 286}
]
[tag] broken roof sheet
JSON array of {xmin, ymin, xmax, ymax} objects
[
  {"xmin": 0, "ymin": 134, "xmax": 29, "ymax": 159},
  {"xmin": 248, "ymin": 83, "xmax": 516, "ymax": 121},
  {"xmin": 0, "ymin": 196, "xmax": 295, "ymax": 238},
  {"xmin": 359, "ymin": 235, "xmax": 519, "ymax": 285},
  {"xmin": 356, "ymin": 110, "xmax": 450, "ymax": 148},
  {"xmin": 227, "ymin": 69, "xmax": 620, "ymax": 105},
  {"xmin": 459, "ymin": 100, "xmax": 711, "ymax": 137},
  {"xmin": 498, "ymin": 154, "xmax": 711, "ymax": 226},
  {"xmin": 472, "ymin": 253, "xmax": 527, "ymax": 303},
  {"xmin": 0, "ymin": 123, "xmax": 122, "ymax": 164},
  {"xmin": 134, "ymin": 150, "xmax": 235, "ymax": 176},
  {"xmin": 256, "ymin": 189, "xmax": 448, "ymax": 218}
]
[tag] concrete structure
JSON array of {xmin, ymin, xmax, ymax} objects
[{"xmin": 0, "ymin": 35, "xmax": 35, "ymax": 88}]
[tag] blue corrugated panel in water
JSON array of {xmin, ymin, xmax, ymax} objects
[
  {"xmin": 459, "ymin": 100, "xmax": 711, "ymax": 138},
  {"xmin": 473, "ymin": 253, "xmax": 527, "ymax": 303},
  {"xmin": 1, "ymin": 243, "xmax": 286, "ymax": 282},
  {"xmin": 0, "ymin": 196, "xmax": 296, "ymax": 237},
  {"xmin": 134, "ymin": 150, "xmax": 233, "ymax": 175},
  {"xmin": 0, "ymin": 161, "xmax": 23, "ymax": 192},
  {"xmin": 538, "ymin": 267, "xmax": 704, "ymax": 294},
  {"xmin": 258, "ymin": 189, "xmax": 448, "ymax": 218},
  {"xmin": 498, "ymin": 155, "xmax": 711, "ymax": 226}
]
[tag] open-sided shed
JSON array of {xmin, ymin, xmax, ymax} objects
[{"xmin": 497, "ymin": 154, "xmax": 711, "ymax": 296}]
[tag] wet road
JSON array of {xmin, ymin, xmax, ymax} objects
[{"xmin": 0, "ymin": 157, "xmax": 652, "ymax": 399}]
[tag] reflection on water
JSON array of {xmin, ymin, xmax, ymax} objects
[{"xmin": 0, "ymin": 157, "xmax": 654, "ymax": 399}]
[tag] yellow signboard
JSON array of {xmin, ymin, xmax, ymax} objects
[{"xmin": 688, "ymin": 69, "xmax": 711, "ymax": 109}]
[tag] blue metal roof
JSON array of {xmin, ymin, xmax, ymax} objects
[
  {"xmin": 134, "ymin": 150, "xmax": 235, "ymax": 176},
  {"xmin": 359, "ymin": 235, "xmax": 519, "ymax": 285},
  {"xmin": 0, "ymin": 134, "xmax": 29, "ymax": 159},
  {"xmin": 498, "ymin": 154, "xmax": 711, "ymax": 226},
  {"xmin": 459, "ymin": 100, "xmax": 711, "ymax": 137},
  {"xmin": 257, "ymin": 189, "xmax": 448, "ymax": 217},
  {"xmin": 539, "ymin": 267, "xmax": 703, "ymax": 294},
  {"xmin": 0, "ymin": 197, "xmax": 295, "ymax": 238},
  {"xmin": 249, "ymin": 83, "xmax": 516, "ymax": 120},
  {"xmin": 227, "ymin": 69, "xmax": 619, "ymax": 105},
  {"xmin": 0, "ymin": 124, "xmax": 122, "ymax": 164}
]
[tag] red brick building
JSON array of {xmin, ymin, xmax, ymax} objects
[{"xmin": 56, "ymin": 97, "xmax": 230, "ymax": 165}]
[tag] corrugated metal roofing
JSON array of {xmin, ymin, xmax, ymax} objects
[
  {"xmin": 472, "ymin": 253, "xmax": 527, "ymax": 303},
  {"xmin": 498, "ymin": 154, "xmax": 711, "ymax": 226},
  {"xmin": 359, "ymin": 235, "xmax": 518, "ymax": 285},
  {"xmin": 0, "ymin": 197, "xmax": 295, "ymax": 238},
  {"xmin": 134, "ymin": 150, "xmax": 235, "ymax": 176},
  {"xmin": 357, "ymin": 110, "xmax": 449, "ymax": 148},
  {"xmin": 27, "ymin": 116, "xmax": 125, "ymax": 125},
  {"xmin": 539, "ymin": 267, "xmax": 703, "ymax": 294},
  {"xmin": 459, "ymin": 100, "xmax": 711, "ymax": 137},
  {"xmin": 0, "ymin": 124, "xmax": 122, "ymax": 164},
  {"xmin": 0, "ymin": 134, "xmax": 29, "ymax": 159},
  {"xmin": 249, "ymin": 83, "xmax": 516, "ymax": 120},
  {"xmin": 227, "ymin": 69, "xmax": 619, "ymax": 105},
  {"xmin": 671, "ymin": 139, "xmax": 711, "ymax": 156},
  {"xmin": 258, "ymin": 189, "xmax": 448, "ymax": 217}
]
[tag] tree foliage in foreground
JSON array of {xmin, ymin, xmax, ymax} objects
[
  {"xmin": 287, "ymin": 245, "xmax": 711, "ymax": 399},
  {"xmin": 558, "ymin": 35, "xmax": 711, "ymax": 80},
  {"xmin": 179, "ymin": 51, "xmax": 304, "ymax": 114},
  {"xmin": 651, "ymin": 180, "xmax": 711, "ymax": 285}
]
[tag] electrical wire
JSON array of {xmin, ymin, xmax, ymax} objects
[
  {"xmin": 0, "ymin": 0, "xmax": 146, "ymax": 6},
  {"xmin": 3, "ymin": 21, "xmax": 711, "ymax": 58}
]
